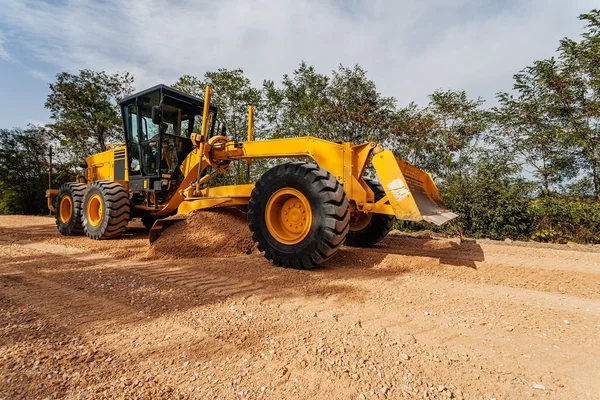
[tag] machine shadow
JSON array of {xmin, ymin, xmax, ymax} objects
[
  {"xmin": 0, "ymin": 221, "xmax": 150, "ymax": 242},
  {"xmin": 321, "ymin": 233, "xmax": 485, "ymax": 272}
]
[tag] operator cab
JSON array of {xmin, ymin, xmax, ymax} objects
[{"xmin": 120, "ymin": 85, "xmax": 218, "ymax": 207}]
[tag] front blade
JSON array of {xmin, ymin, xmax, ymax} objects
[
  {"xmin": 148, "ymin": 217, "xmax": 186, "ymax": 244},
  {"xmin": 372, "ymin": 150, "xmax": 458, "ymax": 225}
]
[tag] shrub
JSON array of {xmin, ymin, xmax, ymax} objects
[
  {"xmin": 394, "ymin": 152, "xmax": 534, "ymax": 240},
  {"xmin": 529, "ymin": 197, "xmax": 600, "ymax": 244}
]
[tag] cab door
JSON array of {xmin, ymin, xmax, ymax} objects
[
  {"xmin": 122, "ymin": 100, "xmax": 142, "ymax": 178},
  {"xmin": 138, "ymin": 91, "xmax": 162, "ymax": 179}
]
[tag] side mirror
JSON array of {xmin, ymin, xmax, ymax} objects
[
  {"xmin": 221, "ymin": 124, "xmax": 227, "ymax": 136},
  {"xmin": 151, "ymin": 105, "xmax": 162, "ymax": 125}
]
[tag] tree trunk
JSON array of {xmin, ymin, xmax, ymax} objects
[
  {"xmin": 541, "ymin": 151, "xmax": 550, "ymax": 196},
  {"xmin": 97, "ymin": 128, "xmax": 106, "ymax": 153}
]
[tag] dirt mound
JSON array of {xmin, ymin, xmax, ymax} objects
[{"xmin": 146, "ymin": 209, "xmax": 258, "ymax": 259}]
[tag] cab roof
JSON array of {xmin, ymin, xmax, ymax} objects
[{"xmin": 119, "ymin": 84, "xmax": 218, "ymax": 112}]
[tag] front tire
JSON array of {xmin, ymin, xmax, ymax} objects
[
  {"xmin": 55, "ymin": 183, "xmax": 87, "ymax": 236},
  {"xmin": 345, "ymin": 178, "xmax": 396, "ymax": 247},
  {"xmin": 82, "ymin": 181, "xmax": 131, "ymax": 240},
  {"xmin": 248, "ymin": 162, "xmax": 350, "ymax": 269}
]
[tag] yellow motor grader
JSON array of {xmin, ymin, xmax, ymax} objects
[{"xmin": 46, "ymin": 84, "xmax": 456, "ymax": 269}]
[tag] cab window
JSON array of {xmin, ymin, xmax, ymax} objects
[
  {"xmin": 139, "ymin": 91, "xmax": 161, "ymax": 141},
  {"xmin": 162, "ymin": 102, "xmax": 192, "ymax": 137},
  {"xmin": 192, "ymin": 112, "xmax": 215, "ymax": 136},
  {"xmin": 123, "ymin": 102, "xmax": 142, "ymax": 175},
  {"xmin": 162, "ymin": 96, "xmax": 216, "ymax": 137},
  {"xmin": 123, "ymin": 102, "xmax": 139, "ymax": 144}
]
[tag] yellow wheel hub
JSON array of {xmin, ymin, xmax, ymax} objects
[
  {"xmin": 265, "ymin": 188, "xmax": 312, "ymax": 245},
  {"xmin": 59, "ymin": 196, "xmax": 73, "ymax": 224},
  {"xmin": 86, "ymin": 193, "xmax": 103, "ymax": 227}
]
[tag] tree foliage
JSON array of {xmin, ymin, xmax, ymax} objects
[
  {"xmin": 391, "ymin": 90, "xmax": 487, "ymax": 179},
  {"xmin": 0, "ymin": 127, "xmax": 78, "ymax": 214},
  {"xmin": 45, "ymin": 69, "xmax": 134, "ymax": 156},
  {"xmin": 265, "ymin": 62, "xmax": 329, "ymax": 139},
  {"xmin": 493, "ymin": 60, "xmax": 577, "ymax": 196},
  {"xmin": 320, "ymin": 64, "xmax": 397, "ymax": 142},
  {"xmin": 552, "ymin": 10, "xmax": 600, "ymax": 198},
  {"xmin": 0, "ymin": 127, "xmax": 49, "ymax": 214},
  {"xmin": 174, "ymin": 69, "xmax": 262, "ymax": 142},
  {"xmin": 263, "ymin": 63, "xmax": 396, "ymax": 142},
  {"xmin": 396, "ymin": 150, "xmax": 534, "ymax": 240},
  {"xmin": 439, "ymin": 151, "xmax": 535, "ymax": 239}
]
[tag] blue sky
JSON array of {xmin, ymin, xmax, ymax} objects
[{"xmin": 0, "ymin": 0, "xmax": 597, "ymax": 130}]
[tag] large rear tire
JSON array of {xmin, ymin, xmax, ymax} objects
[
  {"xmin": 55, "ymin": 183, "xmax": 87, "ymax": 236},
  {"xmin": 82, "ymin": 181, "xmax": 131, "ymax": 240},
  {"xmin": 248, "ymin": 162, "xmax": 350, "ymax": 269},
  {"xmin": 345, "ymin": 178, "xmax": 396, "ymax": 247}
]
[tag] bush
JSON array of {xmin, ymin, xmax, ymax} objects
[
  {"xmin": 395, "ymin": 152, "xmax": 534, "ymax": 240},
  {"xmin": 395, "ymin": 190, "xmax": 600, "ymax": 244},
  {"xmin": 529, "ymin": 197, "xmax": 600, "ymax": 244},
  {"xmin": 0, "ymin": 189, "xmax": 20, "ymax": 214},
  {"xmin": 0, "ymin": 127, "xmax": 79, "ymax": 215}
]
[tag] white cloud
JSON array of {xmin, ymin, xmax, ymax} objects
[
  {"xmin": 0, "ymin": 28, "xmax": 49, "ymax": 80},
  {"xmin": 0, "ymin": 31, "xmax": 10, "ymax": 61},
  {"xmin": 0, "ymin": 0, "xmax": 597, "ymax": 107},
  {"xmin": 27, "ymin": 68, "xmax": 50, "ymax": 82}
]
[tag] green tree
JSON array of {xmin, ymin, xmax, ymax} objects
[
  {"xmin": 268, "ymin": 62, "xmax": 329, "ymax": 139},
  {"xmin": 174, "ymin": 68, "xmax": 262, "ymax": 142},
  {"xmin": 390, "ymin": 90, "xmax": 487, "ymax": 180},
  {"xmin": 395, "ymin": 149, "xmax": 534, "ymax": 240},
  {"xmin": 551, "ymin": 9, "xmax": 600, "ymax": 198},
  {"xmin": 425, "ymin": 90, "xmax": 487, "ymax": 178},
  {"xmin": 260, "ymin": 79, "xmax": 285, "ymax": 138},
  {"xmin": 320, "ymin": 64, "xmax": 396, "ymax": 142},
  {"xmin": 388, "ymin": 102, "xmax": 436, "ymax": 168},
  {"xmin": 45, "ymin": 69, "xmax": 134, "ymax": 156},
  {"xmin": 493, "ymin": 61, "xmax": 576, "ymax": 196},
  {"xmin": 0, "ymin": 126, "xmax": 50, "ymax": 214},
  {"xmin": 441, "ymin": 150, "xmax": 534, "ymax": 239},
  {"xmin": 263, "ymin": 62, "xmax": 397, "ymax": 142}
]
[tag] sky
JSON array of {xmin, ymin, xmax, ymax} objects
[{"xmin": 0, "ymin": 0, "xmax": 597, "ymax": 129}]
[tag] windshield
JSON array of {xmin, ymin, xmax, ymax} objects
[{"xmin": 161, "ymin": 96, "xmax": 215, "ymax": 137}]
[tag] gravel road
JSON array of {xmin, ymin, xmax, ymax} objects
[{"xmin": 1, "ymin": 214, "xmax": 599, "ymax": 399}]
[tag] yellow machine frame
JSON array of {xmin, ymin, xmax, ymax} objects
[
  {"xmin": 152, "ymin": 87, "xmax": 455, "ymax": 226},
  {"xmin": 48, "ymin": 86, "xmax": 456, "ymax": 228}
]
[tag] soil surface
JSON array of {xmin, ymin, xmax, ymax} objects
[{"xmin": 1, "ymin": 214, "xmax": 599, "ymax": 400}]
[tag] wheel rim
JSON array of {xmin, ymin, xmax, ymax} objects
[
  {"xmin": 350, "ymin": 212, "xmax": 372, "ymax": 231},
  {"xmin": 265, "ymin": 188, "xmax": 312, "ymax": 245},
  {"xmin": 59, "ymin": 196, "xmax": 73, "ymax": 224},
  {"xmin": 86, "ymin": 194, "xmax": 103, "ymax": 227}
]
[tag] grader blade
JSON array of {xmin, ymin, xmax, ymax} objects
[
  {"xmin": 372, "ymin": 150, "xmax": 458, "ymax": 225},
  {"xmin": 148, "ymin": 217, "xmax": 186, "ymax": 244}
]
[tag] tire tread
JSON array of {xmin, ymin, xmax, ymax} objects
[
  {"xmin": 248, "ymin": 162, "xmax": 350, "ymax": 269},
  {"xmin": 83, "ymin": 180, "xmax": 131, "ymax": 240}
]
